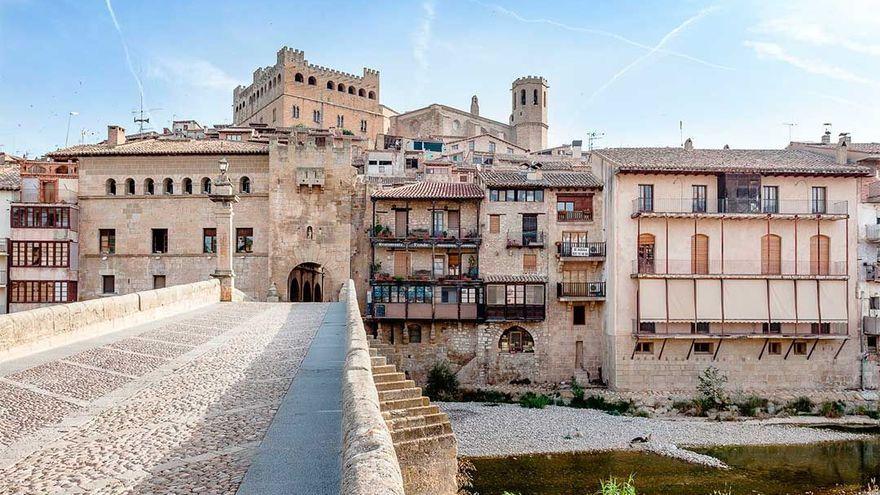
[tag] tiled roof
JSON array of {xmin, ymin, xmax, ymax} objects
[
  {"xmin": 798, "ymin": 142, "xmax": 880, "ymax": 154},
  {"xmin": 484, "ymin": 274, "xmax": 548, "ymax": 283},
  {"xmin": 479, "ymin": 170, "xmax": 603, "ymax": 188},
  {"xmin": 0, "ymin": 165, "xmax": 21, "ymax": 190},
  {"xmin": 47, "ymin": 138, "xmax": 269, "ymax": 157},
  {"xmin": 371, "ymin": 181, "xmax": 484, "ymax": 200},
  {"xmin": 595, "ymin": 147, "xmax": 871, "ymax": 176}
]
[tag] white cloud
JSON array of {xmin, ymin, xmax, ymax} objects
[
  {"xmin": 756, "ymin": 1, "xmax": 880, "ymax": 56},
  {"xmin": 744, "ymin": 40, "xmax": 876, "ymax": 85},
  {"xmin": 148, "ymin": 57, "xmax": 240, "ymax": 91}
]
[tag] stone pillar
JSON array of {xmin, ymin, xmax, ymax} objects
[{"xmin": 208, "ymin": 158, "xmax": 240, "ymax": 302}]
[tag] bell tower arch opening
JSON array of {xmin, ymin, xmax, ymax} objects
[{"xmin": 288, "ymin": 262, "xmax": 324, "ymax": 302}]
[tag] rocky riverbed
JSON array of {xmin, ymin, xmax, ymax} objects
[{"xmin": 440, "ymin": 402, "xmax": 873, "ymax": 467}]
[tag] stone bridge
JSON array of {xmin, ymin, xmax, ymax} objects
[{"xmin": 0, "ymin": 280, "xmax": 455, "ymax": 494}]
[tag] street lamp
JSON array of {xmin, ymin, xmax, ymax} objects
[
  {"xmin": 208, "ymin": 156, "xmax": 239, "ymax": 302},
  {"xmin": 65, "ymin": 112, "xmax": 79, "ymax": 147}
]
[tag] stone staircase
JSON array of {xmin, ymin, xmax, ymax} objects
[{"xmin": 368, "ymin": 338, "xmax": 458, "ymax": 495}]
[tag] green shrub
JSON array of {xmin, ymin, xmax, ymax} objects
[
  {"xmin": 570, "ymin": 376, "xmax": 586, "ymax": 407},
  {"xmin": 599, "ymin": 475, "xmax": 637, "ymax": 495},
  {"xmin": 457, "ymin": 388, "xmax": 514, "ymax": 404},
  {"xmin": 424, "ymin": 361, "xmax": 459, "ymax": 401},
  {"xmin": 736, "ymin": 396, "xmax": 769, "ymax": 417},
  {"xmin": 582, "ymin": 395, "xmax": 633, "ymax": 415},
  {"xmin": 697, "ymin": 366, "xmax": 728, "ymax": 409},
  {"xmin": 820, "ymin": 400, "xmax": 846, "ymax": 418},
  {"xmin": 519, "ymin": 392, "xmax": 552, "ymax": 409},
  {"xmin": 787, "ymin": 396, "xmax": 815, "ymax": 414},
  {"xmin": 867, "ymin": 409, "xmax": 880, "ymax": 420}
]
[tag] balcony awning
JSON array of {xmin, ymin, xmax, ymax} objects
[
  {"xmin": 796, "ymin": 280, "xmax": 819, "ymax": 320},
  {"xmin": 820, "ymin": 280, "xmax": 847, "ymax": 322},
  {"xmin": 484, "ymin": 274, "xmax": 547, "ymax": 283},
  {"xmin": 696, "ymin": 280, "xmax": 723, "ymax": 321},
  {"xmin": 667, "ymin": 280, "xmax": 695, "ymax": 321},
  {"xmin": 639, "ymin": 279, "xmax": 666, "ymax": 321},
  {"xmin": 723, "ymin": 280, "xmax": 768, "ymax": 321},
  {"xmin": 769, "ymin": 280, "xmax": 797, "ymax": 322}
]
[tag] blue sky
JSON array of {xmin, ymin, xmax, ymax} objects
[{"xmin": 1, "ymin": 0, "xmax": 878, "ymax": 156}]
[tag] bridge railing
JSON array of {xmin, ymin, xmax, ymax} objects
[{"xmin": 340, "ymin": 280, "xmax": 405, "ymax": 495}]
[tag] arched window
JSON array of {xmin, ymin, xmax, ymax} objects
[
  {"xmin": 691, "ymin": 234, "xmax": 709, "ymax": 274},
  {"xmin": 163, "ymin": 178, "xmax": 174, "ymax": 195},
  {"xmin": 125, "ymin": 178, "xmax": 135, "ymax": 195},
  {"xmin": 144, "ymin": 178, "xmax": 155, "ymax": 195},
  {"xmin": 638, "ymin": 233, "xmax": 656, "ymax": 274},
  {"xmin": 811, "ymin": 234, "xmax": 830, "ymax": 275},
  {"xmin": 240, "ymin": 176, "xmax": 251, "ymax": 194},
  {"xmin": 106, "ymin": 178, "xmax": 116, "ymax": 195},
  {"xmin": 183, "ymin": 178, "xmax": 193, "ymax": 194},
  {"xmin": 544, "ymin": 91, "xmax": 547, "ymax": 107},
  {"xmin": 294, "ymin": 72, "xmax": 304, "ymax": 83},
  {"xmin": 761, "ymin": 234, "xmax": 782, "ymax": 274},
  {"xmin": 520, "ymin": 89, "xmax": 526, "ymax": 106},
  {"xmin": 408, "ymin": 324, "xmax": 422, "ymax": 344},
  {"xmin": 337, "ymin": 84, "xmax": 345, "ymax": 93},
  {"xmin": 348, "ymin": 86, "xmax": 355, "ymax": 95},
  {"xmin": 327, "ymin": 81, "xmax": 335, "ymax": 90},
  {"xmin": 358, "ymin": 88, "xmax": 366, "ymax": 97},
  {"xmin": 499, "ymin": 326, "xmax": 534, "ymax": 353},
  {"xmin": 56, "ymin": 165, "xmax": 69, "ymax": 175},
  {"xmin": 533, "ymin": 89, "xmax": 538, "ymax": 105},
  {"xmin": 201, "ymin": 177, "xmax": 212, "ymax": 194},
  {"xmin": 306, "ymin": 226, "xmax": 314, "ymax": 239},
  {"xmin": 308, "ymin": 76, "xmax": 317, "ymax": 85},
  {"xmin": 368, "ymin": 90, "xmax": 376, "ymax": 100}
]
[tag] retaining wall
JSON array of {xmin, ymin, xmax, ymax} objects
[
  {"xmin": 340, "ymin": 280, "xmax": 406, "ymax": 495},
  {"xmin": 0, "ymin": 279, "xmax": 221, "ymax": 359}
]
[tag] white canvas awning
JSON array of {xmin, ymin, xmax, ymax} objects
[
  {"xmin": 723, "ymin": 280, "xmax": 768, "ymax": 322},
  {"xmin": 796, "ymin": 280, "xmax": 819, "ymax": 321},
  {"xmin": 819, "ymin": 280, "xmax": 847, "ymax": 322},
  {"xmin": 667, "ymin": 280, "xmax": 695, "ymax": 321},
  {"xmin": 769, "ymin": 280, "xmax": 797, "ymax": 322},
  {"xmin": 639, "ymin": 279, "xmax": 667, "ymax": 321},
  {"xmin": 695, "ymin": 279, "xmax": 722, "ymax": 322}
]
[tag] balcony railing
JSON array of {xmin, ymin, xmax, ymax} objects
[
  {"xmin": 865, "ymin": 309, "xmax": 880, "ymax": 335},
  {"xmin": 633, "ymin": 319, "xmax": 848, "ymax": 337},
  {"xmin": 633, "ymin": 259, "xmax": 846, "ymax": 277},
  {"xmin": 506, "ymin": 231, "xmax": 545, "ymax": 248},
  {"xmin": 557, "ymin": 281, "xmax": 605, "ymax": 298},
  {"xmin": 0, "ymin": 238, "xmax": 7, "ymax": 254},
  {"xmin": 558, "ymin": 241, "xmax": 606, "ymax": 258},
  {"xmin": 557, "ymin": 210, "xmax": 593, "ymax": 222},
  {"xmin": 633, "ymin": 198, "xmax": 848, "ymax": 216},
  {"xmin": 485, "ymin": 304, "xmax": 545, "ymax": 321},
  {"xmin": 371, "ymin": 223, "xmax": 479, "ymax": 243}
]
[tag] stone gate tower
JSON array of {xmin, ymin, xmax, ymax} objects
[{"xmin": 510, "ymin": 76, "xmax": 549, "ymax": 151}]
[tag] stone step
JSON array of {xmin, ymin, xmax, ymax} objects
[
  {"xmin": 382, "ymin": 404, "xmax": 440, "ymax": 420},
  {"xmin": 391, "ymin": 421, "xmax": 453, "ymax": 444},
  {"xmin": 385, "ymin": 411, "xmax": 447, "ymax": 431},
  {"xmin": 380, "ymin": 396, "xmax": 429, "ymax": 412},
  {"xmin": 370, "ymin": 356, "xmax": 387, "ymax": 367},
  {"xmin": 394, "ymin": 432, "xmax": 457, "ymax": 451},
  {"xmin": 372, "ymin": 364, "xmax": 398, "ymax": 374},
  {"xmin": 377, "ymin": 387, "xmax": 422, "ymax": 402},
  {"xmin": 373, "ymin": 372, "xmax": 406, "ymax": 383},
  {"xmin": 368, "ymin": 348, "xmax": 379, "ymax": 357},
  {"xmin": 374, "ymin": 379, "xmax": 416, "ymax": 392}
]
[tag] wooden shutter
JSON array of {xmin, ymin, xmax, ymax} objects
[
  {"xmin": 395, "ymin": 210, "xmax": 407, "ymax": 237},
  {"xmin": 523, "ymin": 254, "xmax": 537, "ymax": 273},
  {"xmin": 691, "ymin": 234, "xmax": 709, "ymax": 274},
  {"xmin": 762, "ymin": 234, "xmax": 781, "ymax": 275},
  {"xmin": 811, "ymin": 235, "xmax": 830, "ymax": 275},
  {"xmin": 489, "ymin": 215, "xmax": 500, "ymax": 234},
  {"xmin": 394, "ymin": 251, "xmax": 410, "ymax": 277}
]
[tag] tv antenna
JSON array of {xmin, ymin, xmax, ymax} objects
[
  {"xmin": 131, "ymin": 95, "xmax": 162, "ymax": 133},
  {"xmin": 586, "ymin": 131, "xmax": 604, "ymax": 151},
  {"xmin": 782, "ymin": 122, "xmax": 797, "ymax": 143}
]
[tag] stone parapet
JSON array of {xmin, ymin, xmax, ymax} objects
[
  {"xmin": 0, "ymin": 279, "xmax": 221, "ymax": 360},
  {"xmin": 340, "ymin": 280, "xmax": 406, "ymax": 495}
]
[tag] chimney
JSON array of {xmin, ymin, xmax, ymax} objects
[
  {"xmin": 108, "ymin": 125, "xmax": 126, "ymax": 147},
  {"xmin": 838, "ymin": 132, "xmax": 851, "ymax": 146},
  {"xmin": 821, "ymin": 130, "xmax": 831, "ymax": 145},
  {"xmin": 571, "ymin": 140, "xmax": 583, "ymax": 157},
  {"xmin": 836, "ymin": 138, "xmax": 848, "ymax": 165},
  {"xmin": 684, "ymin": 137, "xmax": 693, "ymax": 151}
]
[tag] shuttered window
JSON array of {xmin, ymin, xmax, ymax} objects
[
  {"xmin": 393, "ymin": 251, "xmax": 411, "ymax": 277},
  {"xmin": 489, "ymin": 214, "xmax": 500, "ymax": 234},
  {"xmin": 523, "ymin": 254, "xmax": 537, "ymax": 273},
  {"xmin": 810, "ymin": 235, "xmax": 830, "ymax": 275},
  {"xmin": 761, "ymin": 234, "xmax": 782, "ymax": 275},
  {"xmin": 691, "ymin": 234, "xmax": 709, "ymax": 274}
]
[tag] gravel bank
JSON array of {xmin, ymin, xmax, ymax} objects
[{"xmin": 441, "ymin": 402, "xmax": 872, "ymax": 466}]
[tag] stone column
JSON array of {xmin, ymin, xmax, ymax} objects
[{"xmin": 208, "ymin": 158, "xmax": 240, "ymax": 302}]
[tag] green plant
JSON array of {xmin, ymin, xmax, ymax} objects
[
  {"xmin": 820, "ymin": 400, "xmax": 846, "ymax": 418},
  {"xmin": 570, "ymin": 376, "xmax": 586, "ymax": 407},
  {"xmin": 599, "ymin": 475, "xmax": 637, "ymax": 495},
  {"xmin": 424, "ymin": 361, "xmax": 459, "ymax": 401},
  {"xmin": 736, "ymin": 396, "xmax": 769, "ymax": 417},
  {"xmin": 342, "ymin": 129, "xmax": 354, "ymax": 135},
  {"xmin": 457, "ymin": 388, "xmax": 514, "ymax": 404},
  {"xmin": 575, "ymin": 394, "xmax": 634, "ymax": 415},
  {"xmin": 697, "ymin": 366, "xmax": 728, "ymax": 409},
  {"xmin": 519, "ymin": 392, "xmax": 552, "ymax": 409},
  {"xmin": 787, "ymin": 396, "xmax": 815, "ymax": 414}
]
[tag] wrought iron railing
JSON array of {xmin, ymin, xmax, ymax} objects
[
  {"xmin": 633, "ymin": 197, "xmax": 847, "ymax": 216},
  {"xmin": 557, "ymin": 210, "xmax": 593, "ymax": 222},
  {"xmin": 558, "ymin": 241, "xmax": 606, "ymax": 257},
  {"xmin": 506, "ymin": 231, "xmax": 545, "ymax": 248},
  {"xmin": 557, "ymin": 281, "xmax": 605, "ymax": 298},
  {"xmin": 633, "ymin": 259, "xmax": 846, "ymax": 276}
]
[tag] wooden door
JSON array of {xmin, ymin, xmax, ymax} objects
[
  {"xmin": 691, "ymin": 234, "xmax": 709, "ymax": 274},
  {"xmin": 638, "ymin": 234, "xmax": 655, "ymax": 274},
  {"xmin": 761, "ymin": 234, "xmax": 781, "ymax": 274},
  {"xmin": 393, "ymin": 251, "xmax": 410, "ymax": 277},
  {"xmin": 395, "ymin": 210, "xmax": 408, "ymax": 238},
  {"xmin": 447, "ymin": 210, "xmax": 460, "ymax": 237},
  {"xmin": 811, "ymin": 235, "xmax": 830, "ymax": 275}
]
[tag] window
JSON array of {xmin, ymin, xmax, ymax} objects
[
  {"xmin": 523, "ymin": 254, "xmax": 537, "ymax": 273},
  {"xmin": 811, "ymin": 186, "xmax": 827, "ymax": 214},
  {"xmin": 489, "ymin": 214, "xmax": 500, "ymax": 233},
  {"xmin": 201, "ymin": 177, "xmax": 212, "ymax": 194},
  {"xmin": 358, "ymin": 88, "xmax": 366, "ymax": 97},
  {"xmin": 868, "ymin": 336, "xmax": 878, "ymax": 353},
  {"xmin": 488, "ymin": 189, "xmax": 544, "ymax": 202},
  {"xmin": 144, "ymin": 178, "xmax": 155, "ymax": 195},
  {"xmin": 10, "ymin": 241, "xmax": 70, "ymax": 267},
  {"xmin": 327, "ymin": 81, "xmax": 335, "ymax": 90},
  {"xmin": 102, "ymin": 275, "xmax": 115, "ymax": 295},
  {"xmin": 408, "ymin": 324, "xmax": 422, "ymax": 344},
  {"xmin": 337, "ymin": 115, "xmax": 344, "ymax": 128},
  {"xmin": 272, "ymin": 108, "xmax": 276, "ymax": 123},
  {"xmin": 99, "ymin": 229, "xmax": 115, "ymax": 255},
  {"xmin": 488, "ymin": 142, "xmax": 496, "ymax": 153},
  {"xmin": 692, "ymin": 185, "xmax": 707, "ymax": 213},
  {"xmin": 762, "ymin": 322, "xmax": 781, "ymax": 334},
  {"xmin": 468, "ymin": 140, "xmax": 475, "ymax": 151},
  {"xmin": 306, "ymin": 226, "xmax": 314, "ymax": 239},
  {"xmin": 203, "ymin": 228, "xmax": 217, "ymax": 253},
  {"xmin": 368, "ymin": 90, "xmax": 376, "ymax": 99},
  {"xmin": 533, "ymin": 89, "xmax": 538, "ymax": 105},
  {"xmin": 691, "ymin": 322, "xmax": 710, "ymax": 334},
  {"xmin": 9, "ymin": 281, "xmax": 76, "ymax": 303},
  {"xmin": 691, "ymin": 234, "xmax": 709, "ymax": 274},
  {"xmin": 810, "ymin": 234, "xmax": 830, "ymax": 275},
  {"xmin": 308, "ymin": 76, "xmax": 316, "ymax": 85},
  {"xmin": 438, "ymin": 286, "xmax": 458, "ymax": 303},
  {"xmin": 573, "ymin": 305, "xmax": 586, "ymax": 325},
  {"xmin": 313, "ymin": 110, "xmax": 322, "ymax": 123},
  {"xmin": 638, "ymin": 184, "xmax": 654, "ymax": 212},
  {"xmin": 693, "ymin": 342, "xmax": 714, "ymax": 354},
  {"xmin": 163, "ymin": 178, "xmax": 174, "ymax": 195},
  {"xmin": 635, "ymin": 342, "xmax": 654, "ymax": 354},
  {"xmin": 11, "ymin": 206, "xmax": 71, "ymax": 228},
  {"xmin": 761, "ymin": 234, "xmax": 782, "ymax": 275},
  {"xmin": 152, "ymin": 229, "xmax": 168, "ymax": 254},
  {"xmin": 872, "ymin": 296, "xmax": 880, "ymax": 310},
  {"xmin": 638, "ymin": 234, "xmax": 656, "ymax": 274},
  {"xmin": 811, "ymin": 322, "xmax": 831, "ymax": 335},
  {"xmin": 793, "ymin": 341, "xmax": 808, "ymax": 355},
  {"xmin": 768, "ymin": 342, "xmax": 782, "ymax": 355},
  {"xmin": 762, "ymin": 186, "xmax": 779, "ymax": 213},
  {"xmin": 125, "ymin": 178, "xmax": 135, "ymax": 195},
  {"xmin": 432, "ymin": 211, "xmax": 445, "ymax": 236},
  {"xmin": 461, "ymin": 287, "xmax": 477, "ymax": 303},
  {"xmin": 41, "ymin": 180, "xmax": 57, "ymax": 202},
  {"xmin": 240, "ymin": 176, "xmax": 251, "ymax": 194},
  {"xmin": 153, "ymin": 275, "xmax": 166, "ymax": 289},
  {"xmin": 292, "ymin": 105, "xmax": 300, "ymax": 119},
  {"xmin": 338, "ymin": 84, "xmax": 345, "ymax": 93},
  {"xmin": 433, "ymin": 254, "xmax": 445, "ymax": 278},
  {"xmin": 236, "ymin": 228, "xmax": 254, "ymax": 253},
  {"xmin": 106, "ymin": 178, "xmax": 117, "ymax": 195},
  {"xmin": 525, "ymin": 284, "xmax": 544, "ymax": 304},
  {"xmin": 638, "ymin": 322, "xmax": 656, "ymax": 334},
  {"xmin": 499, "ymin": 326, "xmax": 534, "ymax": 353},
  {"xmin": 294, "ymin": 72, "xmax": 304, "ymax": 83},
  {"xmin": 183, "ymin": 178, "xmax": 193, "ymax": 194},
  {"xmin": 405, "ymin": 158, "xmax": 419, "ymax": 169},
  {"xmin": 360, "ymin": 119, "xmax": 367, "ymax": 132},
  {"xmin": 520, "ymin": 89, "xmax": 526, "ymax": 106}
]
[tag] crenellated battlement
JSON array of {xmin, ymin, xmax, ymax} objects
[{"xmin": 512, "ymin": 75, "xmax": 548, "ymax": 87}]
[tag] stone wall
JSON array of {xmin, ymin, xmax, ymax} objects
[
  {"xmin": 0, "ymin": 279, "xmax": 220, "ymax": 359},
  {"xmin": 339, "ymin": 280, "xmax": 406, "ymax": 495}
]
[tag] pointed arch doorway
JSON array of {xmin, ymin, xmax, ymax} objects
[{"xmin": 288, "ymin": 262, "xmax": 324, "ymax": 302}]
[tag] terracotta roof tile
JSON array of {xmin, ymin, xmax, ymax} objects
[
  {"xmin": 47, "ymin": 138, "xmax": 269, "ymax": 157},
  {"xmin": 0, "ymin": 165, "xmax": 20, "ymax": 190},
  {"xmin": 372, "ymin": 181, "xmax": 484, "ymax": 200},
  {"xmin": 595, "ymin": 147, "xmax": 871, "ymax": 176},
  {"xmin": 479, "ymin": 170, "xmax": 602, "ymax": 188}
]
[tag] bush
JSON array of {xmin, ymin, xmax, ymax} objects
[
  {"xmin": 424, "ymin": 361, "xmax": 459, "ymax": 401},
  {"xmin": 599, "ymin": 475, "xmax": 637, "ymax": 495},
  {"xmin": 697, "ymin": 366, "xmax": 728, "ymax": 409},
  {"xmin": 582, "ymin": 395, "xmax": 633, "ymax": 415},
  {"xmin": 820, "ymin": 400, "xmax": 846, "ymax": 418},
  {"xmin": 570, "ymin": 377, "xmax": 586, "ymax": 407},
  {"xmin": 787, "ymin": 396, "xmax": 815, "ymax": 414},
  {"xmin": 736, "ymin": 396, "xmax": 769, "ymax": 417},
  {"xmin": 519, "ymin": 392, "xmax": 552, "ymax": 409},
  {"xmin": 457, "ymin": 388, "xmax": 514, "ymax": 404}
]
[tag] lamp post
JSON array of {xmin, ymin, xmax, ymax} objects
[{"xmin": 208, "ymin": 157, "xmax": 240, "ymax": 301}]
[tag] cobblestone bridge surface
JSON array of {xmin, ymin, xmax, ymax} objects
[{"xmin": 0, "ymin": 302, "xmax": 330, "ymax": 494}]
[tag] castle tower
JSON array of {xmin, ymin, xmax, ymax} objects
[{"xmin": 510, "ymin": 76, "xmax": 548, "ymax": 151}]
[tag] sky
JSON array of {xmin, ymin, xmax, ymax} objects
[{"xmin": 0, "ymin": 0, "xmax": 878, "ymax": 157}]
